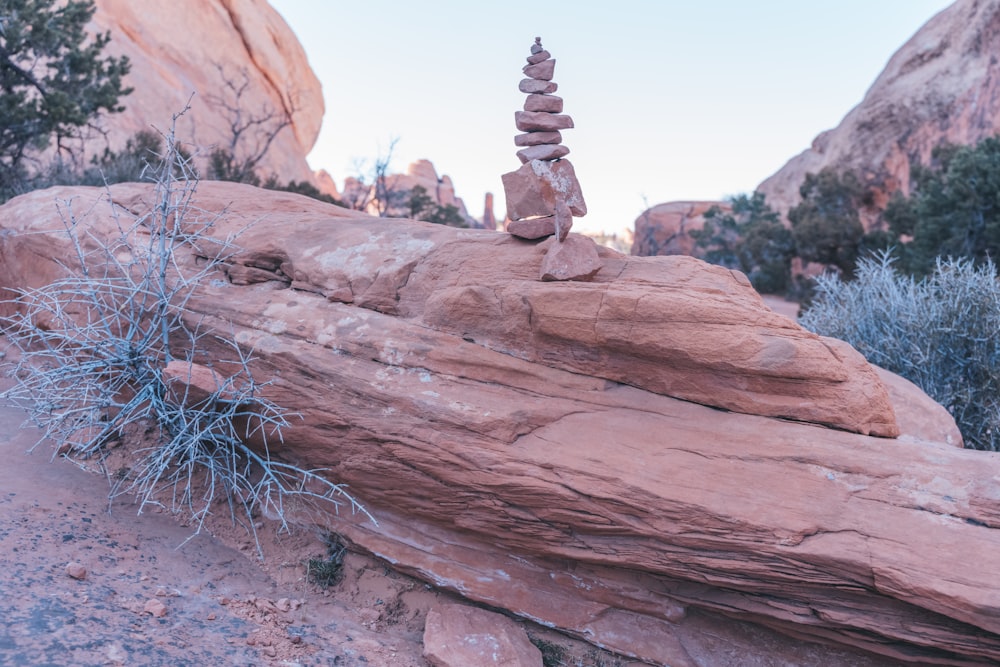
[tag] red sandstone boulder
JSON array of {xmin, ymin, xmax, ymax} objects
[{"xmin": 2, "ymin": 183, "xmax": 996, "ymax": 667}]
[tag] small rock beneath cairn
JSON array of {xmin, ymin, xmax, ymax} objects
[
  {"xmin": 539, "ymin": 235, "xmax": 602, "ymax": 282},
  {"xmin": 66, "ymin": 562, "xmax": 87, "ymax": 580}
]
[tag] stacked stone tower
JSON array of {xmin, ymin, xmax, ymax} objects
[
  {"xmin": 514, "ymin": 37, "xmax": 572, "ymax": 163},
  {"xmin": 502, "ymin": 37, "xmax": 600, "ymax": 281}
]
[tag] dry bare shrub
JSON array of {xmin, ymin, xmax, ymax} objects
[
  {"xmin": 1, "ymin": 109, "xmax": 372, "ymax": 555},
  {"xmin": 801, "ymin": 251, "xmax": 1000, "ymax": 451}
]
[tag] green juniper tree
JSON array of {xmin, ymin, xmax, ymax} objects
[
  {"xmin": 788, "ymin": 168, "xmax": 868, "ymax": 278},
  {"xmin": 691, "ymin": 191, "xmax": 794, "ymax": 294},
  {"xmin": 0, "ymin": 0, "xmax": 132, "ymax": 200},
  {"xmin": 407, "ymin": 184, "xmax": 467, "ymax": 227},
  {"xmin": 883, "ymin": 137, "xmax": 1000, "ymax": 276}
]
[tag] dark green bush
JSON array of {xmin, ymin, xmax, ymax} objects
[
  {"xmin": 881, "ymin": 137, "xmax": 1000, "ymax": 277},
  {"xmin": 788, "ymin": 168, "xmax": 868, "ymax": 279},
  {"xmin": 691, "ymin": 192, "xmax": 794, "ymax": 294},
  {"xmin": 0, "ymin": 0, "xmax": 131, "ymax": 202},
  {"xmin": 800, "ymin": 252, "xmax": 1000, "ymax": 450},
  {"xmin": 407, "ymin": 185, "xmax": 467, "ymax": 227}
]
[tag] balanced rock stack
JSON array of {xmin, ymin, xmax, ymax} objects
[
  {"xmin": 514, "ymin": 37, "xmax": 572, "ymax": 164},
  {"xmin": 502, "ymin": 37, "xmax": 601, "ymax": 282}
]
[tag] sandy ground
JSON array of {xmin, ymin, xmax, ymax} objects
[
  {"xmin": 760, "ymin": 295, "xmax": 801, "ymax": 321},
  {"xmin": 0, "ymin": 339, "xmax": 633, "ymax": 667}
]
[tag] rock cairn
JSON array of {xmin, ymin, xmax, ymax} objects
[
  {"xmin": 502, "ymin": 37, "xmax": 600, "ymax": 281},
  {"xmin": 514, "ymin": 37, "xmax": 572, "ymax": 164}
]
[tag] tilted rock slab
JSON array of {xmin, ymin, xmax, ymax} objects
[{"xmin": 3, "ymin": 184, "xmax": 999, "ymax": 666}]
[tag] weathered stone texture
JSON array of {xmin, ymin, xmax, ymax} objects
[{"xmin": 2, "ymin": 183, "xmax": 994, "ymax": 667}]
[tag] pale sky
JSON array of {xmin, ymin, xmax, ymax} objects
[{"xmin": 268, "ymin": 1, "xmax": 955, "ymax": 235}]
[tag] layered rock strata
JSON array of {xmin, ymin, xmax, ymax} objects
[{"xmin": 4, "ymin": 184, "xmax": 997, "ymax": 666}]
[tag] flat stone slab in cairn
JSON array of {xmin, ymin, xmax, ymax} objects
[
  {"xmin": 506, "ymin": 217, "xmax": 557, "ymax": 239},
  {"xmin": 517, "ymin": 144, "xmax": 570, "ymax": 163},
  {"xmin": 514, "ymin": 131, "xmax": 562, "ymax": 147}
]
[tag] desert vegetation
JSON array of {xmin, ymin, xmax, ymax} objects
[
  {"xmin": 0, "ymin": 1, "xmax": 375, "ymax": 554},
  {"xmin": 1, "ymin": 111, "xmax": 373, "ymax": 554},
  {"xmin": 0, "ymin": 0, "xmax": 131, "ymax": 201},
  {"xmin": 692, "ymin": 135, "xmax": 1000, "ymax": 451},
  {"xmin": 340, "ymin": 138, "xmax": 468, "ymax": 227},
  {"xmin": 801, "ymin": 253, "xmax": 1000, "ymax": 451},
  {"xmin": 693, "ymin": 170, "xmax": 887, "ymax": 295},
  {"xmin": 697, "ymin": 135, "xmax": 1000, "ymax": 292},
  {"xmin": 689, "ymin": 192, "xmax": 795, "ymax": 294}
]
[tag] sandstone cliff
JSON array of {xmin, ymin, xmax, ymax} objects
[
  {"xmin": 2, "ymin": 183, "xmax": 995, "ymax": 665},
  {"xmin": 758, "ymin": 0, "xmax": 1000, "ymax": 215},
  {"xmin": 86, "ymin": 0, "xmax": 322, "ymax": 183}
]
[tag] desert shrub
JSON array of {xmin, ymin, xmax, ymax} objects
[
  {"xmin": 84, "ymin": 129, "xmax": 173, "ymax": 185},
  {"xmin": 880, "ymin": 137, "xmax": 1000, "ymax": 277},
  {"xmin": 305, "ymin": 533, "xmax": 348, "ymax": 588},
  {"xmin": 529, "ymin": 636, "xmax": 567, "ymax": 667},
  {"xmin": 25, "ymin": 129, "xmax": 183, "ymax": 191},
  {"xmin": 263, "ymin": 176, "xmax": 344, "ymax": 205},
  {"xmin": 800, "ymin": 252, "xmax": 1000, "ymax": 450},
  {"xmin": 690, "ymin": 192, "xmax": 794, "ymax": 294},
  {"xmin": 407, "ymin": 185, "xmax": 468, "ymax": 227},
  {"xmin": 1, "ymin": 111, "xmax": 372, "ymax": 554},
  {"xmin": 788, "ymin": 168, "xmax": 868, "ymax": 279}
]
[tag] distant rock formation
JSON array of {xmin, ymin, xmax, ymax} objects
[
  {"xmin": 340, "ymin": 159, "xmax": 476, "ymax": 225},
  {"xmin": 3, "ymin": 182, "xmax": 995, "ymax": 666},
  {"xmin": 86, "ymin": 0, "xmax": 322, "ymax": 183},
  {"xmin": 758, "ymin": 0, "xmax": 1000, "ymax": 217},
  {"xmin": 630, "ymin": 200, "xmax": 728, "ymax": 257},
  {"xmin": 482, "ymin": 192, "xmax": 497, "ymax": 231}
]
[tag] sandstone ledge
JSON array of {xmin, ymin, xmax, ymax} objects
[{"xmin": 1, "ymin": 183, "xmax": 996, "ymax": 666}]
